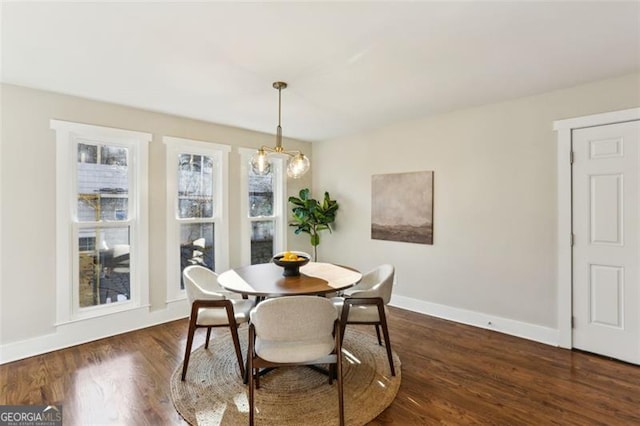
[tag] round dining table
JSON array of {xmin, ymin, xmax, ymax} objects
[{"xmin": 217, "ymin": 261, "xmax": 362, "ymax": 298}]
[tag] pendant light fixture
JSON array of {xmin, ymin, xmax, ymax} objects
[{"xmin": 250, "ymin": 81, "xmax": 310, "ymax": 179}]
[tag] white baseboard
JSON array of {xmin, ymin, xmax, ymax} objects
[
  {"xmin": 0, "ymin": 299, "xmax": 190, "ymax": 364},
  {"xmin": 390, "ymin": 294, "xmax": 560, "ymax": 347},
  {"xmin": 2, "ymin": 295, "xmax": 561, "ymax": 364}
]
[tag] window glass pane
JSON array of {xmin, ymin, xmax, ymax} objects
[
  {"xmin": 180, "ymin": 223, "xmax": 215, "ymax": 289},
  {"xmin": 249, "ymin": 166, "xmax": 274, "ymax": 217},
  {"xmin": 178, "ymin": 154, "xmax": 214, "ymax": 218},
  {"xmin": 78, "ymin": 227, "xmax": 130, "ymax": 308},
  {"xmin": 78, "ymin": 144, "xmax": 97, "ymax": 164},
  {"xmin": 78, "ymin": 236, "xmax": 96, "ymax": 252},
  {"xmin": 251, "ymin": 220, "xmax": 274, "ymax": 264},
  {"xmin": 100, "ymin": 145, "xmax": 127, "ymax": 166},
  {"xmin": 77, "ymin": 142, "xmax": 129, "ymax": 222}
]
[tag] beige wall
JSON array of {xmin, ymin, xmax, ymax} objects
[
  {"xmin": 2, "ymin": 72, "xmax": 639, "ymax": 356},
  {"xmin": 0, "ymin": 84, "xmax": 311, "ymax": 346},
  {"xmin": 312, "ymin": 72, "xmax": 640, "ymax": 330}
]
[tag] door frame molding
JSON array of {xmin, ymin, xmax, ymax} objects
[{"xmin": 553, "ymin": 107, "xmax": 640, "ymax": 348}]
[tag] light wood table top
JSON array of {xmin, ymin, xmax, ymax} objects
[{"xmin": 218, "ymin": 262, "xmax": 362, "ymax": 297}]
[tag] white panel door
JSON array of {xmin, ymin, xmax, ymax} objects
[{"xmin": 572, "ymin": 120, "xmax": 640, "ymax": 364}]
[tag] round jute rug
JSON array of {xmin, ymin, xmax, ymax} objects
[{"xmin": 170, "ymin": 328, "xmax": 401, "ymax": 425}]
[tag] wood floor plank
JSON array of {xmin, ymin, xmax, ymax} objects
[{"xmin": 1, "ymin": 307, "xmax": 639, "ymax": 425}]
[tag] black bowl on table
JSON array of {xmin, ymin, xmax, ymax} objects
[{"xmin": 272, "ymin": 255, "xmax": 310, "ymax": 277}]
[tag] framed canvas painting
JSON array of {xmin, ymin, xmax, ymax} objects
[{"xmin": 371, "ymin": 170, "xmax": 434, "ymax": 245}]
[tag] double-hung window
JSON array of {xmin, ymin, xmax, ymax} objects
[
  {"xmin": 51, "ymin": 120, "xmax": 150, "ymax": 322},
  {"xmin": 239, "ymin": 148, "xmax": 286, "ymax": 265},
  {"xmin": 165, "ymin": 137, "xmax": 229, "ymax": 302}
]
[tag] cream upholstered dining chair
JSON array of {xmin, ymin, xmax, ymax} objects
[
  {"xmin": 247, "ymin": 296, "xmax": 344, "ymax": 426},
  {"xmin": 332, "ymin": 264, "xmax": 396, "ymax": 376},
  {"xmin": 181, "ymin": 265, "xmax": 254, "ymax": 381}
]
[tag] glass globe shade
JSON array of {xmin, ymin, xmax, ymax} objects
[
  {"xmin": 251, "ymin": 149, "xmax": 271, "ymax": 175},
  {"xmin": 287, "ymin": 153, "xmax": 310, "ymax": 179}
]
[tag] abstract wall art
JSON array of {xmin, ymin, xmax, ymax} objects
[{"xmin": 371, "ymin": 170, "xmax": 434, "ymax": 245}]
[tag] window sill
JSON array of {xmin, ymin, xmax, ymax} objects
[{"xmin": 55, "ymin": 302, "xmax": 151, "ymax": 327}]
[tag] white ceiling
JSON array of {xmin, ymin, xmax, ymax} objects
[{"xmin": 2, "ymin": 2, "xmax": 639, "ymax": 142}]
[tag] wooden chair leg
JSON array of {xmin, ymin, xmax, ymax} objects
[
  {"xmin": 243, "ymin": 352, "xmax": 250, "ymax": 385},
  {"xmin": 249, "ymin": 369, "xmax": 255, "ymax": 425},
  {"xmin": 378, "ymin": 307, "xmax": 396, "ymax": 376},
  {"xmin": 328, "ymin": 364, "xmax": 334, "ymax": 385},
  {"xmin": 336, "ymin": 324, "xmax": 344, "ymax": 426},
  {"xmin": 375, "ymin": 324, "xmax": 382, "ymax": 345},
  {"xmin": 248, "ymin": 325, "xmax": 255, "ymax": 426},
  {"xmin": 181, "ymin": 313, "xmax": 198, "ymax": 381},
  {"xmin": 229, "ymin": 325, "xmax": 245, "ymax": 378},
  {"xmin": 204, "ymin": 327, "xmax": 212, "ymax": 349},
  {"xmin": 339, "ymin": 302, "xmax": 350, "ymax": 347}
]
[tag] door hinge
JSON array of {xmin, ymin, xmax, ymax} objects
[
  {"xmin": 570, "ymin": 151, "xmax": 574, "ymax": 164},
  {"xmin": 570, "ymin": 233, "xmax": 575, "ymax": 246},
  {"xmin": 571, "ymin": 316, "xmax": 575, "ymax": 329}
]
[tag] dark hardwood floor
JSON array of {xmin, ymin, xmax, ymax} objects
[{"xmin": 1, "ymin": 307, "xmax": 639, "ymax": 425}]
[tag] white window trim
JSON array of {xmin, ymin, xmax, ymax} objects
[
  {"xmin": 164, "ymin": 136, "xmax": 230, "ymax": 303},
  {"xmin": 238, "ymin": 147, "xmax": 287, "ymax": 265},
  {"xmin": 50, "ymin": 119, "xmax": 150, "ymax": 324}
]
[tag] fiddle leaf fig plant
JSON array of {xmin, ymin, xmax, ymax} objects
[{"xmin": 289, "ymin": 188, "xmax": 339, "ymax": 261}]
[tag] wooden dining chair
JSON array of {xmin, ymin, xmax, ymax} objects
[
  {"xmin": 181, "ymin": 265, "xmax": 254, "ymax": 381},
  {"xmin": 247, "ymin": 296, "xmax": 344, "ymax": 426},
  {"xmin": 332, "ymin": 264, "xmax": 396, "ymax": 376}
]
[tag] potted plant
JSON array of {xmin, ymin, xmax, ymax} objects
[{"xmin": 288, "ymin": 188, "xmax": 339, "ymax": 261}]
